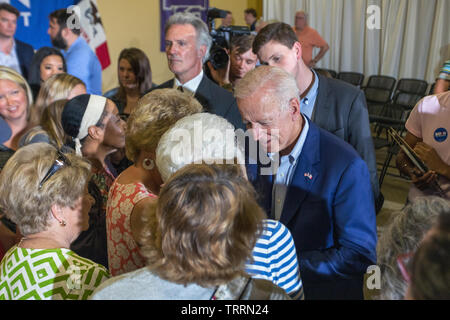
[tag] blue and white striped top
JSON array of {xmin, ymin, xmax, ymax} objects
[{"xmin": 246, "ymin": 219, "xmax": 304, "ymax": 300}]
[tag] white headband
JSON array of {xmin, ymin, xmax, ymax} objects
[{"xmin": 74, "ymin": 95, "xmax": 107, "ymax": 156}]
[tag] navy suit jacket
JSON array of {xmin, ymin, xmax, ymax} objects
[
  {"xmin": 15, "ymin": 39, "xmax": 34, "ymax": 80},
  {"xmin": 150, "ymin": 75, "xmax": 245, "ymax": 131},
  {"xmin": 313, "ymin": 74, "xmax": 379, "ymax": 202},
  {"xmin": 247, "ymin": 119, "xmax": 377, "ymax": 300}
]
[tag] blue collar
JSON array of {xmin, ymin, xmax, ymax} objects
[
  {"xmin": 268, "ymin": 114, "xmax": 310, "ymax": 166},
  {"xmin": 300, "ymin": 69, "xmax": 319, "ymax": 119},
  {"xmin": 65, "ymin": 36, "xmax": 83, "ymax": 55}
]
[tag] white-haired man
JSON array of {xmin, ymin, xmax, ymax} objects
[
  {"xmin": 150, "ymin": 12, "xmax": 245, "ymax": 131},
  {"xmin": 235, "ymin": 65, "xmax": 377, "ymax": 300}
]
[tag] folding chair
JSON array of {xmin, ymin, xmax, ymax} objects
[
  {"xmin": 337, "ymin": 72, "xmax": 364, "ymax": 87},
  {"xmin": 363, "ymin": 75, "xmax": 397, "ymax": 118},
  {"xmin": 394, "ymin": 78, "xmax": 428, "ymax": 96},
  {"xmin": 314, "ymin": 68, "xmax": 337, "ymax": 78}
]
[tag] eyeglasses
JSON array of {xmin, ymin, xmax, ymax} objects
[
  {"xmin": 397, "ymin": 252, "xmax": 414, "ymax": 283},
  {"xmin": 38, "ymin": 150, "xmax": 71, "ymax": 190}
]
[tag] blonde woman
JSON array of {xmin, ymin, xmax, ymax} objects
[
  {"xmin": 28, "ymin": 72, "xmax": 86, "ymax": 128},
  {"xmin": 0, "ymin": 67, "xmax": 33, "ymax": 159},
  {"xmin": 0, "ymin": 143, "xmax": 110, "ymax": 300},
  {"xmin": 106, "ymin": 89, "xmax": 202, "ymax": 276},
  {"xmin": 19, "ymin": 99, "xmax": 68, "ymax": 148}
]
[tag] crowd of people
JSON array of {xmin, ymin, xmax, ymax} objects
[{"xmin": 0, "ymin": 3, "xmax": 448, "ymax": 300}]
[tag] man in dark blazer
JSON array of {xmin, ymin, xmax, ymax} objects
[
  {"xmin": 0, "ymin": 3, "xmax": 34, "ymax": 78},
  {"xmin": 235, "ymin": 65, "xmax": 377, "ymax": 300},
  {"xmin": 253, "ymin": 22, "xmax": 382, "ymax": 212},
  {"xmin": 149, "ymin": 12, "xmax": 245, "ymax": 131}
]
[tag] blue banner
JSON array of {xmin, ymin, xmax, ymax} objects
[
  {"xmin": 2, "ymin": 0, "xmax": 77, "ymax": 50},
  {"xmin": 160, "ymin": 0, "xmax": 209, "ymax": 52}
]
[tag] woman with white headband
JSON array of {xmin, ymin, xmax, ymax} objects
[{"xmin": 61, "ymin": 94, "xmax": 126, "ymax": 268}]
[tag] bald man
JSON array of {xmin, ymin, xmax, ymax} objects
[{"xmin": 294, "ymin": 11, "xmax": 329, "ymax": 68}]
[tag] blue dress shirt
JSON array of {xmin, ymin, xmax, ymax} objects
[
  {"xmin": 300, "ymin": 70, "xmax": 319, "ymax": 120},
  {"xmin": 63, "ymin": 37, "xmax": 102, "ymax": 95},
  {"xmin": 270, "ymin": 115, "xmax": 310, "ymax": 220}
]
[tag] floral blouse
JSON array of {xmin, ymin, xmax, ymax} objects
[{"xmin": 106, "ymin": 181, "xmax": 157, "ymax": 276}]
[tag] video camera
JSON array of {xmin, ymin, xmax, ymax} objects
[
  {"xmin": 207, "ymin": 7, "xmax": 251, "ymax": 49},
  {"xmin": 206, "ymin": 7, "xmax": 251, "ymax": 70}
]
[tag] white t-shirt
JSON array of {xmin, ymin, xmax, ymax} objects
[{"xmin": 405, "ymin": 91, "xmax": 450, "ymax": 200}]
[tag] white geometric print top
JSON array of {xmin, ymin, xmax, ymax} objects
[{"xmin": 0, "ymin": 246, "xmax": 110, "ymax": 300}]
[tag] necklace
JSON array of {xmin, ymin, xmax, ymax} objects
[
  {"xmin": 17, "ymin": 236, "xmax": 69, "ymax": 249},
  {"xmin": 17, "ymin": 237, "xmax": 26, "ymax": 248}
]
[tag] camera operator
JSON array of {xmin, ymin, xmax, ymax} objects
[
  {"xmin": 204, "ymin": 44, "xmax": 231, "ymax": 89},
  {"xmin": 228, "ymin": 34, "xmax": 257, "ymax": 86},
  {"xmin": 205, "ymin": 34, "xmax": 257, "ymax": 92},
  {"xmin": 221, "ymin": 10, "xmax": 233, "ymax": 27},
  {"xmin": 204, "ymin": 9, "xmax": 256, "ymax": 92}
]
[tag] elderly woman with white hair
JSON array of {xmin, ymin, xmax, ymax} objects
[
  {"xmin": 0, "ymin": 143, "xmax": 110, "ymax": 300},
  {"xmin": 155, "ymin": 112, "xmax": 305, "ymax": 300}
]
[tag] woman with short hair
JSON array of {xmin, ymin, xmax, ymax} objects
[
  {"xmin": 0, "ymin": 143, "xmax": 110, "ymax": 300},
  {"xmin": 92, "ymin": 163, "xmax": 290, "ymax": 300}
]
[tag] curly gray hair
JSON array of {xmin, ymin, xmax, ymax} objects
[{"xmin": 376, "ymin": 196, "xmax": 450, "ymax": 300}]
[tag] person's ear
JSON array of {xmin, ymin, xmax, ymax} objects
[
  {"xmin": 289, "ymin": 97, "xmax": 301, "ymax": 120},
  {"xmin": 50, "ymin": 204, "xmax": 66, "ymax": 227},
  {"xmin": 87, "ymin": 125, "xmax": 104, "ymax": 142},
  {"xmin": 198, "ymin": 45, "xmax": 207, "ymax": 60},
  {"xmin": 293, "ymin": 42, "xmax": 303, "ymax": 61},
  {"xmin": 60, "ymin": 27, "xmax": 70, "ymax": 39}
]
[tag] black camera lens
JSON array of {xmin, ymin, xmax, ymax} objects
[{"xmin": 209, "ymin": 46, "xmax": 229, "ymax": 70}]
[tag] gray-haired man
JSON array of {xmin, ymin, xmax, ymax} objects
[{"xmin": 150, "ymin": 12, "xmax": 245, "ymax": 131}]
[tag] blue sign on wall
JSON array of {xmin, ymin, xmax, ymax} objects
[
  {"xmin": 160, "ymin": 0, "xmax": 209, "ymax": 52},
  {"xmin": 1, "ymin": 0, "xmax": 77, "ymax": 50}
]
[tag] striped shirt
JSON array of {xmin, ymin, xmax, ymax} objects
[
  {"xmin": 246, "ymin": 219, "xmax": 304, "ymax": 300},
  {"xmin": 437, "ymin": 60, "xmax": 450, "ymax": 81}
]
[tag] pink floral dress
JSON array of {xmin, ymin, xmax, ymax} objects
[{"xmin": 106, "ymin": 181, "xmax": 157, "ymax": 276}]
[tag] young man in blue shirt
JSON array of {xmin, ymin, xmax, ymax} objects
[{"xmin": 48, "ymin": 9, "xmax": 102, "ymax": 95}]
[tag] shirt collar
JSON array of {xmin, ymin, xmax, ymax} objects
[
  {"xmin": 65, "ymin": 36, "xmax": 82, "ymax": 54},
  {"xmin": 300, "ymin": 69, "xmax": 320, "ymax": 119},
  {"xmin": 268, "ymin": 114, "xmax": 310, "ymax": 164},
  {"xmin": 174, "ymin": 70, "xmax": 204, "ymax": 94},
  {"xmin": 303, "ymin": 69, "xmax": 319, "ymax": 103},
  {"xmin": 0, "ymin": 40, "xmax": 16, "ymax": 56}
]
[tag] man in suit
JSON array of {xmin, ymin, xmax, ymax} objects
[
  {"xmin": 235, "ymin": 65, "xmax": 377, "ymax": 300},
  {"xmin": 0, "ymin": 3, "xmax": 34, "ymax": 79},
  {"xmin": 151, "ymin": 12, "xmax": 245, "ymax": 131},
  {"xmin": 253, "ymin": 22, "xmax": 382, "ymax": 213}
]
